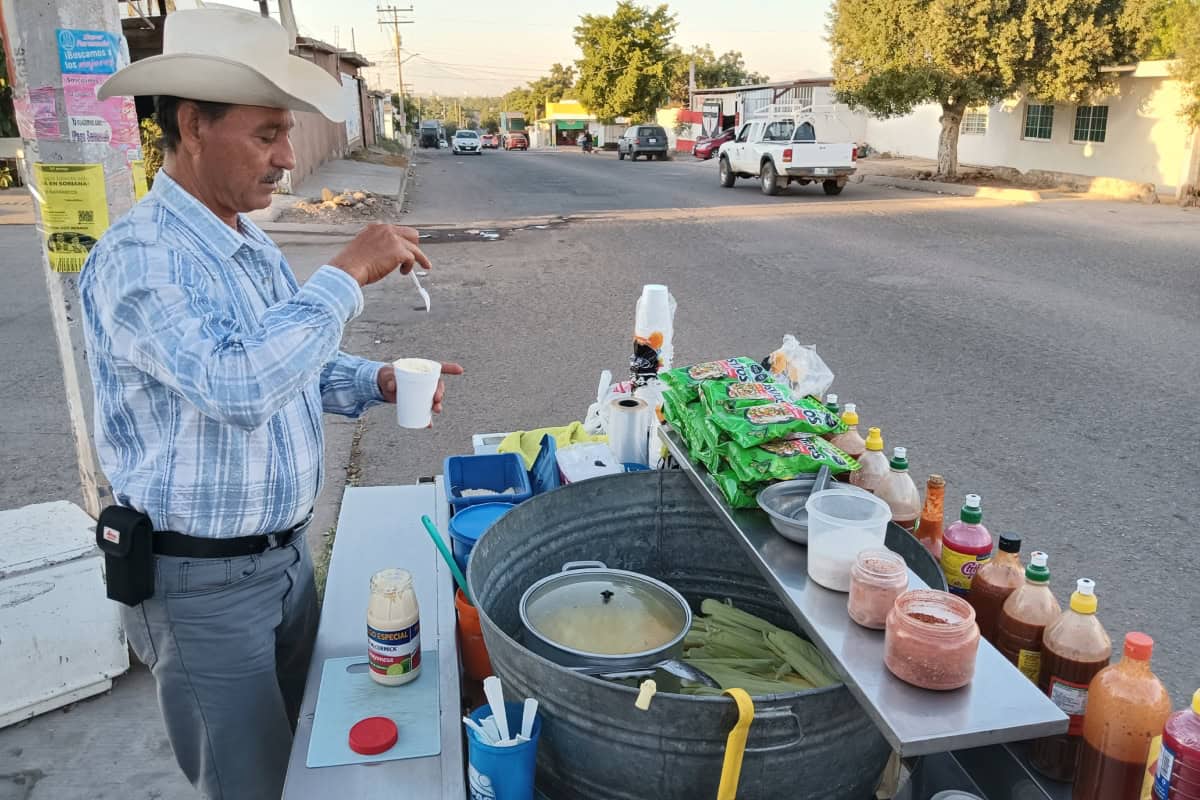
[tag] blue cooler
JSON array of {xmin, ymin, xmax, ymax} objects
[
  {"xmin": 449, "ymin": 502, "xmax": 514, "ymax": 573},
  {"xmin": 467, "ymin": 701, "xmax": 541, "ymax": 800}
]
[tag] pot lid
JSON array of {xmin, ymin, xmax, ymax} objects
[{"xmin": 524, "ymin": 563, "xmax": 689, "ymax": 657}]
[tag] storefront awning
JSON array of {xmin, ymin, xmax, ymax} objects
[{"xmin": 555, "ymin": 120, "xmax": 587, "ymax": 130}]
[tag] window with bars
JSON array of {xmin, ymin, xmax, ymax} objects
[
  {"xmin": 1023, "ymin": 104, "xmax": 1054, "ymax": 141},
  {"xmin": 1073, "ymin": 105, "xmax": 1108, "ymax": 143},
  {"xmin": 797, "ymin": 86, "xmax": 814, "ymax": 108},
  {"xmin": 961, "ymin": 107, "xmax": 988, "ymax": 135}
]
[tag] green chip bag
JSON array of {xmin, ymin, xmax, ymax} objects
[
  {"xmin": 722, "ymin": 434, "xmax": 860, "ymax": 483},
  {"xmin": 709, "ymin": 397, "xmax": 844, "ymax": 447},
  {"xmin": 699, "ymin": 380, "xmax": 795, "ymax": 413},
  {"xmin": 661, "ymin": 357, "xmax": 777, "ymax": 403},
  {"xmin": 712, "ymin": 469, "xmax": 767, "ymax": 509}
]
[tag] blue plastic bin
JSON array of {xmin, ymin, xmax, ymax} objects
[
  {"xmin": 449, "ymin": 502, "xmax": 514, "ymax": 574},
  {"xmin": 444, "ymin": 453, "xmax": 532, "ymax": 511},
  {"xmin": 467, "ymin": 701, "xmax": 541, "ymax": 800}
]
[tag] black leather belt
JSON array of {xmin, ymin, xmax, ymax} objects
[{"xmin": 153, "ymin": 514, "xmax": 311, "ymax": 558}]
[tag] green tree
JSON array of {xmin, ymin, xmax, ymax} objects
[
  {"xmin": 830, "ymin": 0, "xmax": 1151, "ymax": 177},
  {"xmin": 0, "ymin": 38, "xmax": 20, "ymax": 139},
  {"xmin": 1174, "ymin": 6, "xmax": 1200, "ymax": 126},
  {"xmin": 574, "ymin": 2, "xmax": 680, "ymax": 122},
  {"xmin": 481, "ymin": 116, "xmax": 500, "ymax": 133},
  {"xmin": 1143, "ymin": 0, "xmax": 1197, "ymax": 57},
  {"xmin": 668, "ymin": 45, "xmax": 768, "ymax": 103}
]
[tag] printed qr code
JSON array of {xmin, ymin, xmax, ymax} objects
[{"xmin": 78, "ymin": 210, "xmax": 94, "ymax": 223}]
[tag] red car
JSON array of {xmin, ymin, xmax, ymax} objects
[
  {"xmin": 481, "ymin": 133, "xmax": 499, "ymax": 149},
  {"xmin": 692, "ymin": 128, "xmax": 735, "ymax": 160},
  {"xmin": 503, "ymin": 132, "xmax": 529, "ymax": 151}
]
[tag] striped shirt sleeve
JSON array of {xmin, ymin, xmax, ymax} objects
[{"xmin": 320, "ymin": 351, "xmax": 386, "ymax": 417}]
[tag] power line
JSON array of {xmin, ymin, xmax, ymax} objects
[{"xmin": 376, "ymin": 5, "xmax": 415, "ymax": 127}]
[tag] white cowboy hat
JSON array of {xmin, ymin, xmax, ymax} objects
[{"xmin": 98, "ymin": 6, "xmax": 345, "ymax": 123}]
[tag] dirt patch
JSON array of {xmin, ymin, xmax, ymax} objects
[
  {"xmin": 276, "ymin": 188, "xmax": 402, "ymax": 224},
  {"xmin": 349, "ymin": 147, "xmax": 410, "ymax": 169}
]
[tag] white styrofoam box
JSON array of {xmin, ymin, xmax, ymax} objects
[{"xmin": 0, "ymin": 502, "xmax": 129, "ymax": 728}]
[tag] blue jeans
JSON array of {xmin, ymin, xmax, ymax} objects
[{"xmin": 122, "ymin": 533, "xmax": 317, "ymax": 800}]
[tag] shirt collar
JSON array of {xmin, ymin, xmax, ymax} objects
[{"xmin": 150, "ymin": 170, "xmax": 270, "ymax": 259}]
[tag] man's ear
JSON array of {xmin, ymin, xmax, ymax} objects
[{"xmin": 176, "ymin": 101, "xmax": 203, "ymax": 156}]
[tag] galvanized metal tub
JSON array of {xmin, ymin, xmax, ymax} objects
[{"xmin": 468, "ymin": 470, "xmax": 893, "ymax": 800}]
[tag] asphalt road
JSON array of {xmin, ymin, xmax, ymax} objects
[{"xmin": 359, "ymin": 146, "xmax": 1200, "ymax": 703}]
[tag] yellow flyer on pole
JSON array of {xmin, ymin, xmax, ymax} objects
[
  {"xmin": 131, "ymin": 160, "xmax": 149, "ymax": 200},
  {"xmin": 32, "ymin": 163, "xmax": 109, "ymax": 272}
]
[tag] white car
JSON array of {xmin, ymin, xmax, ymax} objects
[
  {"xmin": 452, "ymin": 130, "xmax": 482, "ymax": 155},
  {"xmin": 718, "ymin": 105, "xmax": 857, "ymax": 196}
]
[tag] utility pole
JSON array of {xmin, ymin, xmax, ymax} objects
[
  {"xmin": 376, "ymin": 5, "xmax": 413, "ymax": 130},
  {"xmin": 258, "ymin": 0, "xmax": 270, "ymax": 17},
  {"xmin": 0, "ymin": 0, "xmax": 140, "ymax": 518}
]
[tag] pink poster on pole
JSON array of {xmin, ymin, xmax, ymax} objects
[
  {"xmin": 62, "ymin": 74, "xmax": 142, "ymax": 160},
  {"xmin": 12, "ymin": 87, "xmax": 61, "ymax": 140}
]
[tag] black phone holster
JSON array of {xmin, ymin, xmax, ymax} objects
[{"xmin": 95, "ymin": 506, "xmax": 155, "ymax": 606}]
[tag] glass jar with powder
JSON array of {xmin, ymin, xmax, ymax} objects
[
  {"xmin": 884, "ymin": 589, "xmax": 981, "ymax": 691},
  {"xmin": 847, "ymin": 549, "xmax": 909, "ymax": 630}
]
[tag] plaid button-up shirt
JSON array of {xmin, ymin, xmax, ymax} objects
[{"xmin": 80, "ymin": 171, "xmax": 383, "ymax": 538}]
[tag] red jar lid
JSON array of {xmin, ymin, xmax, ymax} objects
[{"xmin": 349, "ymin": 716, "xmax": 398, "ymax": 755}]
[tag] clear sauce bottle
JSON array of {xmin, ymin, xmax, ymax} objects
[
  {"xmin": 915, "ymin": 474, "xmax": 945, "ymax": 559},
  {"xmin": 967, "ymin": 533, "xmax": 1024, "ymax": 644},
  {"xmin": 828, "ymin": 403, "xmax": 866, "ymax": 462},
  {"xmin": 995, "ymin": 551, "xmax": 1062, "ymax": 683},
  {"xmin": 849, "ymin": 426, "xmax": 888, "ymax": 493},
  {"xmin": 875, "ymin": 446, "xmax": 921, "ymax": 533},
  {"xmin": 367, "ymin": 568, "xmax": 422, "ymax": 686}
]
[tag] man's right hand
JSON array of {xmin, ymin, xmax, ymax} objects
[{"xmin": 328, "ymin": 224, "xmax": 431, "ymax": 287}]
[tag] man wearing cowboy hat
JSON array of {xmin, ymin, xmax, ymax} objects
[{"xmin": 79, "ymin": 7, "xmax": 460, "ymax": 798}]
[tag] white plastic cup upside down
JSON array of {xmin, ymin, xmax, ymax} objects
[{"xmin": 392, "ymin": 358, "xmax": 442, "ymax": 429}]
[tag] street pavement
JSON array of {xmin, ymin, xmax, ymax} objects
[{"xmin": 1, "ymin": 146, "xmax": 1197, "ymax": 798}]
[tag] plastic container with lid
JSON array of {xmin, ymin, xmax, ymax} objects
[
  {"xmin": 847, "ymin": 548, "xmax": 909, "ymax": 629},
  {"xmin": 1030, "ymin": 578, "xmax": 1113, "ymax": 782},
  {"xmin": 875, "ymin": 447, "xmax": 921, "ymax": 533},
  {"xmin": 996, "ymin": 551, "xmax": 1062, "ymax": 682},
  {"xmin": 848, "ymin": 426, "xmax": 889, "ymax": 493},
  {"xmin": 367, "ymin": 568, "xmax": 421, "ymax": 686},
  {"xmin": 448, "ymin": 501, "xmax": 515, "ymax": 573},
  {"xmin": 827, "ymin": 404, "xmax": 866, "ymax": 462},
  {"xmin": 939, "ymin": 493, "xmax": 993, "ymax": 597},
  {"xmin": 804, "ymin": 488, "xmax": 892, "ymax": 592},
  {"xmin": 1073, "ymin": 632, "xmax": 1173, "ymax": 800},
  {"xmin": 884, "ymin": 589, "xmax": 981, "ymax": 691},
  {"xmin": 1153, "ymin": 689, "xmax": 1200, "ymax": 800},
  {"xmin": 968, "ymin": 533, "xmax": 1025, "ymax": 644},
  {"xmin": 915, "ymin": 474, "xmax": 945, "ymax": 559}
]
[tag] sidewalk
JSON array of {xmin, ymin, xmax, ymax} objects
[
  {"xmin": 248, "ymin": 156, "xmax": 410, "ymax": 226},
  {"xmin": 0, "ymin": 188, "xmax": 34, "ymax": 225}
]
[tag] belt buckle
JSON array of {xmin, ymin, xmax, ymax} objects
[{"xmin": 265, "ymin": 533, "xmax": 281, "ymax": 550}]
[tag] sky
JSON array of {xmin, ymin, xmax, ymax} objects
[{"xmin": 211, "ymin": 0, "xmax": 833, "ymax": 96}]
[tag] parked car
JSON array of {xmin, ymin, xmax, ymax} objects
[
  {"xmin": 452, "ymin": 129, "xmax": 482, "ymax": 155},
  {"xmin": 481, "ymin": 133, "xmax": 499, "ymax": 149},
  {"xmin": 618, "ymin": 125, "xmax": 669, "ymax": 161},
  {"xmin": 717, "ymin": 105, "xmax": 857, "ymax": 195},
  {"xmin": 692, "ymin": 128, "xmax": 735, "ymax": 160},
  {"xmin": 503, "ymin": 132, "xmax": 529, "ymax": 151}
]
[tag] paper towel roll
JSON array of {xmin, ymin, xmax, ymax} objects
[{"xmin": 607, "ymin": 397, "xmax": 652, "ymax": 467}]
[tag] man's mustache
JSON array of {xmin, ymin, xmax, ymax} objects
[{"xmin": 262, "ymin": 172, "xmax": 284, "ymax": 183}]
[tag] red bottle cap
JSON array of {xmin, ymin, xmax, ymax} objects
[
  {"xmin": 349, "ymin": 716, "xmax": 398, "ymax": 755},
  {"xmin": 1123, "ymin": 631, "xmax": 1154, "ymax": 661}
]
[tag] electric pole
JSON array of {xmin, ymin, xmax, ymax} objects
[
  {"xmin": 376, "ymin": 5, "xmax": 413, "ymax": 129},
  {"xmin": 0, "ymin": 0, "xmax": 139, "ymax": 518}
]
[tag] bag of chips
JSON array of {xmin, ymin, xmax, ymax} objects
[
  {"xmin": 660, "ymin": 357, "xmax": 777, "ymax": 403},
  {"xmin": 722, "ymin": 434, "xmax": 859, "ymax": 483},
  {"xmin": 709, "ymin": 397, "xmax": 844, "ymax": 448},
  {"xmin": 699, "ymin": 380, "xmax": 794, "ymax": 413},
  {"xmin": 712, "ymin": 469, "xmax": 768, "ymax": 509}
]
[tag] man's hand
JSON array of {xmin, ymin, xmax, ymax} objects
[
  {"xmin": 329, "ymin": 224, "xmax": 431, "ymax": 287},
  {"xmin": 377, "ymin": 362, "xmax": 465, "ymax": 415}
]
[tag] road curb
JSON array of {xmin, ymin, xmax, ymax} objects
[{"xmin": 862, "ymin": 175, "xmax": 1045, "ymax": 202}]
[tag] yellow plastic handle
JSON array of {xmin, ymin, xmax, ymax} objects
[{"xmin": 717, "ymin": 688, "xmax": 755, "ymax": 800}]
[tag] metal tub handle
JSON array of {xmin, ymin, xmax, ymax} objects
[
  {"xmin": 743, "ymin": 707, "xmax": 806, "ymax": 753},
  {"xmin": 561, "ymin": 560, "xmax": 608, "ymax": 572}
]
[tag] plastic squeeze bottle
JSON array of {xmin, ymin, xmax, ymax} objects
[
  {"xmin": 1073, "ymin": 633, "xmax": 1172, "ymax": 800},
  {"xmin": 1030, "ymin": 579, "xmax": 1113, "ymax": 782},
  {"xmin": 939, "ymin": 494, "xmax": 992, "ymax": 597},
  {"xmin": 1152, "ymin": 689, "xmax": 1200, "ymax": 800},
  {"xmin": 824, "ymin": 393, "xmax": 840, "ymax": 416},
  {"xmin": 915, "ymin": 474, "xmax": 945, "ymax": 559},
  {"xmin": 849, "ymin": 427, "xmax": 889, "ymax": 493},
  {"xmin": 967, "ymin": 533, "xmax": 1024, "ymax": 644},
  {"xmin": 995, "ymin": 551, "xmax": 1062, "ymax": 683},
  {"xmin": 828, "ymin": 404, "xmax": 867, "ymax": 462},
  {"xmin": 875, "ymin": 447, "xmax": 921, "ymax": 533}
]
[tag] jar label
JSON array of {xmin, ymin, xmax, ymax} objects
[
  {"xmin": 368, "ymin": 621, "xmax": 421, "ymax": 677},
  {"xmin": 939, "ymin": 546, "xmax": 992, "ymax": 595},
  {"xmin": 1153, "ymin": 739, "xmax": 1176, "ymax": 800},
  {"xmin": 1017, "ymin": 649, "xmax": 1042, "ymax": 682},
  {"xmin": 1048, "ymin": 676, "xmax": 1090, "ymax": 735}
]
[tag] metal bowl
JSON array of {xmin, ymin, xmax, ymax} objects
[{"xmin": 757, "ymin": 479, "xmax": 818, "ymax": 543}]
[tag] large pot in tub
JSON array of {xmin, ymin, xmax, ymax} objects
[{"xmin": 468, "ymin": 470, "xmax": 892, "ymax": 800}]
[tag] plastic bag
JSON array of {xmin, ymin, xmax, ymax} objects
[
  {"xmin": 767, "ymin": 336, "xmax": 834, "ymax": 399},
  {"xmin": 722, "ymin": 434, "xmax": 859, "ymax": 483},
  {"xmin": 660, "ymin": 357, "xmax": 778, "ymax": 403}
]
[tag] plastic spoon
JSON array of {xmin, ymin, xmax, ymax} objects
[
  {"xmin": 481, "ymin": 716, "xmax": 502, "ymax": 744},
  {"xmin": 409, "ymin": 270, "xmax": 430, "ymax": 312},
  {"xmin": 462, "ymin": 716, "xmax": 493, "ymax": 744},
  {"xmin": 517, "ymin": 697, "xmax": 538, "ymax": 742},
  {"xmin": 484, "ymin": 676, "xmax": 512, "ymax": 745},
  {"xmin": 420, "ymin": 515, "xmax": 472, "ymax": 605}
]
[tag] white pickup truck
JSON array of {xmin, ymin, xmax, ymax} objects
[{"xmin": 717, "ymin": 105, "xmax": 857, "ymax": 196}]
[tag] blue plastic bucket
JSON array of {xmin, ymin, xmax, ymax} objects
[
  {"xmin": 467, "ymin": 701, "xmax": 541, "ymax": 800},
  {"xmin": 449, "ymin": 502, "xmax": 514, "ymax": 574}
]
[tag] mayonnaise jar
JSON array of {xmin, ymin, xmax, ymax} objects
[{"xmin": 367, "ymin": 568, "xmax": 421, "ymax": 686}]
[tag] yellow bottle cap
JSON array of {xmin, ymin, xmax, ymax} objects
[
  {"xmin": 1192, "ymin": 688, "xmax": 1200, "ymax": 715},
  {"xmin": 841, "ymin": 403, "xmax": 859, "ymax": 426},
  {"xmin": 864, "ymin": 427, "xmax": 884, "ymax": 451},
  {"xmin": 1069, "ymin": 578, "xmax": 1098, "ymax": 614}
]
